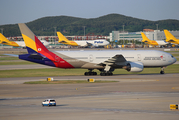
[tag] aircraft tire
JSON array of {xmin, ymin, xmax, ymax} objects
[
  {"xmin": 84, "ymin": 72, "xmax": 97, "ymax": 76},
  {"xmin": 84, "ymin": 72, "xmax": 89, "ymax": 76},
  {"xmin": 100, "ymin": 72, "xmax": 113, "ymax": 76},
  {"xmin": 160, "ymin": 71, "xmax": 165, "ymax": 74}
]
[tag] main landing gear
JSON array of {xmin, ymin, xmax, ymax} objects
[
  {"xmin": 160, "ymin": 67, "xmax": 166, "ymax": 74},
  {"xmin": 99, "ymin": 66, "xmax": 114, "ymax": 76},
  {"xmin": 84, "ymin": 69, "xmax": 97, "ymax": 76},
  {"xmin": 84, "ymin": 66, "xmax": 115, "ymax": 76},
  {"xmin": 100, "ymin": 72, "xmax": 113, "ymax": 76}
]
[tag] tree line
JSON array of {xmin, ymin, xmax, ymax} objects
[{"xmin": 1, "ymin": 14, "xmax": 179, "ymax": 37}]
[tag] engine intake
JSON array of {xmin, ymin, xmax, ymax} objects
[{"xmin": 125, "ymin": 62, "xmax": 143, "ymax": 72}]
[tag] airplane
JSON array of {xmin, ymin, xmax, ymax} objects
[
  {"xmin": 141, "ymin": 32, "xmax": 168, "ymax": 47},
  {"xmin": 0, "ymin": 33, "xmax": 49, "ymax": 48},
  {"xmin": 18, "ymin": 23, "xmax": 176, "ymax": 76},
  {"xmin": 57, "ymin": 31, "xmax": 109, "ymax": 47},
  {"xmin": 164, "ymin": 30, "xmax": 179, "ymax": 44}
]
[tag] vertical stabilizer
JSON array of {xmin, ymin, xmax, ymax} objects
[
  {"xmin": 0, "ymin": 33, "xmax": 9, "ymax": 43},
  {"xmin": 18, "ymin": 23, "xmax": 49, "ymax": 54},
  {"xmin": 0, "ymin": 33, "xmax": 19, "ymax": 47},
  {"xmin": 57, "ymin": 32, "xmax": 69, "ymax": 42},
  {"xmin": 57, "ymin": 31, "xmax": 78, "ymax": 46},
  {"xmin": 164, "ymin": 30, "xmax": 176, "ymax": 40},
  {"xmin": 141, "ymin": 32, "xmax": 150, "ymax": 42},
  {"xmin": 164, "ymin": 30, "xmax": 179, "ymax": 44}
]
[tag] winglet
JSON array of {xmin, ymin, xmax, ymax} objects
[{"xmin": 18, "ymin": 23, "xmax": 49, "ymax": 54}]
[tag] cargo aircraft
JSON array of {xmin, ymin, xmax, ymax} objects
[
  {"xmin": 164, "ymin": 30, "xmax": 179, "ymax": 45},
  {"xmin": 18, "ymin": 23, "xmax": 176, "ymax": 76},
  {"xmin": 0, "ymin": 33, "xmax": 49, "ymax": 48},
  {"xmin": 57, "ymin": 32, "xmax": 109, "ymax": 47},
  {"xmin": 141, "ymin": 32, "xmax": 168, "ymax": 47}
]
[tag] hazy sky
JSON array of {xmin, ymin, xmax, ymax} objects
[{"xmin": 0, "ymin": 0, "xmax": 179, "ymax": 25}]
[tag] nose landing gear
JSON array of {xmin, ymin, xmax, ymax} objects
[{"xmin": 160, "ymin": 67, "xmax": 166, "ymax": 74}]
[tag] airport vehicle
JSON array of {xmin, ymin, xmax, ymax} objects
[
  {"xmin": 0, "ymin": 33, "xmax": 49, "ymax": 48},
  {"xmin": 57, "ymin": 31, "xmax": 109, "ymax": 47},
  {"xmin": 42, "ymin": 99, "xmax": 56, "ymax": 106},
  {"xmin": 141, "ymin": 32, "xmax": 168, "ymax": 47},
  {"xmin": 18, "ymin": 23, "xmax": 176, "ymax": 76},
  {"xmin": 164, "ymin": 30, "xmax": 179, "ymax": 45}
]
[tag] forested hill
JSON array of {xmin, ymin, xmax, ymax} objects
[{"xmin": 1, "ymin": 14, "xmax": 179, "ymax": 37}]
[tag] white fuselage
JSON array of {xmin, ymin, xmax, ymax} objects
[
  {"xmin": 55, "ymin": 50, "xmax": 176, "ymax": 68},
  {"xmin": 155, "ymin": 40, "xmax": 168, "ymax": 46},
  {"xmin": 74, "ymin": 39, "xmax": 109, "ymax": 47}
]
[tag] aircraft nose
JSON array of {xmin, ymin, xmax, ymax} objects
[{"xmin": 173, "ymin": 57, "xmax": 177, "ymax": 63}]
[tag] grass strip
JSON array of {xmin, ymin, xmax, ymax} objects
[
  {"xmin": 24, "ymin": 80, "xmax": 118, "ymax": 84},
  {"xmin": 0, "ymin": 64, "xmax": 179, "ymax": 78},
  {"xmin": 0, "ymin": 56, "xmax": 19, "ymax": 61},
  {"xmin": 0, "ymin": 61, "xmax": 36, "ymax": 65}
]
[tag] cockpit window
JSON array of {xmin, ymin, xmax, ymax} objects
[{"xmin": 171, "ymin": 55, "xmax": 174, "ymax": 58}]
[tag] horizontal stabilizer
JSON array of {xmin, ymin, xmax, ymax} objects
[{"xmin": 4, "ymin": 54, "xmax": 18, "ymax": 57}]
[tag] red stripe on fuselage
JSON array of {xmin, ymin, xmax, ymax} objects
[
  {"xmin": 46, "ymin": 51, "xmax": 75, "ymax": 68},
  {"xmin": 34, "ymin": 35, "xmax": 74, "ymax": 68}
]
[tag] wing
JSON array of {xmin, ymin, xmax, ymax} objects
[{"xmin": 98, "ymin": 54, "xmax": 127, "ymax": 66}]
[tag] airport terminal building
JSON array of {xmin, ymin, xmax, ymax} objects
[{"xmin": 109, "ymin": 29, "xmax": 179, "ymax": 42}]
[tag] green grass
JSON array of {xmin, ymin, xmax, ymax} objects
[
  {"xmin": 0, "ymin": 56, "xmax": 19, "ymax": 61},
  {"xmin": 24, "ymin": 80, "xmax": 118, "ymax": 84},
  {"xmin": 0, "ymin": 64, "xmax": 179, "ymax": 78},
  {"xmin": 0, "ymin": 68, "xmax": 87, "ymax": 78},
  {"xmin": 0, "ymin": 61, "xmax": 36, "ymax": 65}
]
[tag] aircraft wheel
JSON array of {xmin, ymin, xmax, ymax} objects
[
  {"xmin": 100, "ymin": 73, "xmax": 105, "ymax": 76},
  {"xmin": 85, "ymin": 72, "xmax": 97, "ymax": 76},
  {"xmin": 160, "ymin": 71, "xmax": 165, "ymax": 74},
  {"xmin": 84, "ymin": 72, "xmax": 89, "ymax": 76},
  {"xmin": 106, "ymin": 73, "xmax": 110, "ymax": 76},
  {"xmin": 94, "ymin": 72, "xmax": 97, "ymax": 75}
]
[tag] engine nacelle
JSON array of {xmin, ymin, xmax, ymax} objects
[{"xmin": 125, "ymin": 62, "xmax": 144, "ymax": 72}]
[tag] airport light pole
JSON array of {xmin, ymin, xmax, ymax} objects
[
  {"xmin": 1, "ymin": 28, "xmax": 3, "ymax": 34},
  {"xmin": 0, "ymin": 28, "xmax": 3, "ymax": 48},
  {"xmin": 54, "ymin": 27, "xmax": 57, "ymax": 48},
  {"xmin": 156, "ymin": 24, "xmax": 158, "ymax": 30},
  {"xmin": 123, "ymin": 24, "xmax": 125, "ymax": 45},
  {"xmin": 156, "ymin": 24, "xmax": 158, "ymax": 40}
]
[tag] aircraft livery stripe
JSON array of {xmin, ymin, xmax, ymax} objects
[{"xmin": 22, "ymin": 34, "xmax": 37, "ymax": 52}]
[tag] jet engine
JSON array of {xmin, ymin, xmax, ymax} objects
[{"xmin": 124, "ymin": 62, "xmax": 143, "ymax": 72}]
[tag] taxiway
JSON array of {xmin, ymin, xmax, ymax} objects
[{"xmin": 0, "ymin": 74, "xmax": 179, "ymax": 120}]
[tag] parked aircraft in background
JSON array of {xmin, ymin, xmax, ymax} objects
[
  {"xmin": 141, "ymin": 32, "xmax": 168, "ymax": 47},
  {"xmin": 0, "ymin": 33, "xmax": 49, "ymax": 48},
  {"xmin": 18, "ymin": 23, "xmax": 176, "ymax": 76},
  {"xmin": 164, "ymin": 30, "xmax": 179, "ymax": 45},
  {"xmin": 57, "ymin": 32, "xmax": 109, "ymax": 47}
]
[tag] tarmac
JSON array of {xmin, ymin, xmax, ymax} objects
[{"xmin": 0, "ymin": 74, "xmax": 179, "ymax": 120}]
